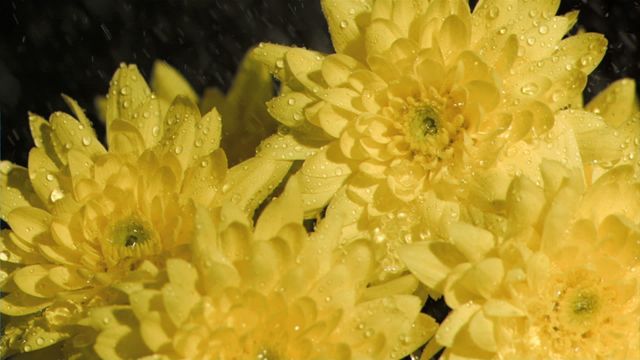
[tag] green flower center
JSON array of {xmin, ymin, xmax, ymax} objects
[
  {"xmin": 399, "ymin": 98, "xmax": 464, "ymax": 163},
  {"xmin": 410, "ymin": 106, "xmax": 440, "ymax": 137},
  {"xmin": 572, "ymin": 292, "xmax": 598, "ymax": 315},
  {"xmin": 111, "ymin": 217, "xmax": 150, "ymax": 248}
]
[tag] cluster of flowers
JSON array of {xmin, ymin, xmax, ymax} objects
[{"xmin": 1, "ymin": 0, "xmax": 639, "ymax": 359}]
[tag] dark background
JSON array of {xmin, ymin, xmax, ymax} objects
[{"xmin": 1, "ymin": 1, "xmax": 639, "ymax": 358}]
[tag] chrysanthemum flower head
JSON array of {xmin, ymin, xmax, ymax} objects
[
  {"xmin": 252, "ymin": 0, "xmax": 605, "ymax": 279},
  {"xmin": 0, "ymin": 63, "xmax": 288, "ymax": 356},
  {"xmin": 402, "ymin": 161, "xmax": 640, "ymax": 359},
  {"xmin": 78, "ymin": 177, "xmax": 436, "ymax": 360}
]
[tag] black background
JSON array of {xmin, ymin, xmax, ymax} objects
[{"xmin": 1, "ymin": 1, "xmax": 639, "ymax": 359}]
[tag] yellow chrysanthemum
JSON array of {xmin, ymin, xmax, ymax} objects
[
  {"xmin": 97, "ymin": 56, "xmax": 277, "ymax": 166},
  {"xmin": 402, "ymin": 162, "xmax": 640, "ymax": 359},
  {"xmin": 0, "ymin": 64, "xmax": 288, "ymax": 356},
  {"xmin": 251, "ymin": 0, "xmax": 606, "ymax": 278},
  {"xmin": 75, "ymin": 178, "xmax": 436, "ymax": 360}
]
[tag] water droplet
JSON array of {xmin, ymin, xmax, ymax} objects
[
  {"xmin": 538, "ymin": 25, "xmax": 549, "ymax": 34},
  {"xmin": 287, "ymin": 98, "xmax": 296, "ymax": 105},
  {"xmin": 46, "ymin": 174, "xmax": 55, "ymax": 181},
  {"xmin": 35, "ymin": 337, "xmax": 44, "ymax": 346},
  {"xmin": 0, "ymin": 251, "xmax": 9, "ymax": 261},
  {"xmin": 488, "ymin": 6, "xmax": 499, "ymax": 19},
  {"xmin": 275, "ymin": 59, "xmax": 285, "ymax": 69},
  {"xmin": 120, "ymin": 87, "xmax": 128, "ymax": 95},
  {"xmin": 520, "ymin": 83, "xmax": 539, "ymax": 96},
  {"xmin": 81, "ymin": 136, "xmax": 92, "ymax": 146},
  {"xmin": 579, "ymin": 55, "xmax": 593, "ymax": 68},
  {"xmin": 50, "ymin": 189, "xmax": 64, "ymax": 203},
  {"xmin": 152, "ymin": 126, "xmax": 160, "ymax": 137},
  {"xmin": 340, "ymin": 20, "xmax": 348, "ymax": 29}
]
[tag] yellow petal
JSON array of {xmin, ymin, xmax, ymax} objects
[
  {"xmin": 255, "ymin": 175, "xmax": 303, "ymax": 241},
  {"xmin": 447, "ymin": 222, "xmax": 495, "ymax": 262},
  {"xmin": 482, "ymin": 299, "xmax": 526, "ymax": 317},
  {"xmin": 28, "ymin": 112, "xmax": 63, "ymax": 166},
  {"xmin": 398, "ymin": 241, "xmax": 466, "ymax": 290},
  {"xmin": 157, "ymin": 96, "xmax": 199, "ymax": 168},
  {"xmin": 267, "ymin": 92, "xmax": 315, "ymax": 128},
  {"xmin": 361, "ymin": 273, "xmax": 419, "ymax": 301},
  {"xmin": 587, "ymin": 78, "xmax": 638, "ymax": 127},
  {"xmin": 107, "ymin": 120, "xmax": 146, "ymax": 155},
  {"xmin": 320, "ymin": 0, "xmax": 371, "ymax": 59},
  {"xmin": 505, "ymin": 175, "xmax": 546, "ymax": 234},
  {"xmin": 61, "ymin": 94, "xmax": 96, "ymax": 136},
  {"xmin": 191, "ymin": 107, "xmax": 222, "ymax": 159},
  {"xmin": 215, "ymin": 53, "xmax": 275, "ymax": 165},
  {"xmin": 0, "ymin": 291, "xmax": 52, "ymax": 316},
  {"xmin": 468, "ymin": 310, "xmax": 496, "ymax": 352},
  {"xmin": 438, "ymin": 15, "xmax": 470, "ymax": 60},
  {"xmin": 13, "ymin": 264, "xmax": 61, "ymax": 298},
  {"xmin": 6, "ymin": 206, "xmax": 51, "ymax": 245},
  {"xmin": 181, "ymin": 150, "xmax": 227, "ymax": 207},
  {"xmin": 559, "ymin": 109, "xmax": 625, "ymax": 165},
  {"xmin": 163, "ymin": 259, "xmax": 200, "ymax": 327},
  {"xmin": 435, "ymin": 302, "xmax": 480, "ymax": 347},
  {"xmin": 322, "ymin": 54, "xmax": 364, "ymax": 87},
  {"xmin": 286, "ymin": 48, "xmax": 326, "ymax": 94},
  {"xmin": 223, "ymin": 156, "xmax": 291, "ymax": 217},
  {"xmin": 150, "ymin": 60, "xmax": 198, "ymax": 104},
  {"xmin": 299, "ymin": 144, "xmax": 351, "ymax": 216},
  {"xmin": 0, "ymin": 162, "xmax": 42, "ymax": 221},
  {"xmin": 365, "ymin": 18, "xmax": 403, "ymax": 55},
  {"xmin": 459, "ymin": 258, "xmax": 504, "ymax": 299},
  {"xmin": 105, "ymin": 63, "xmax": 152, "ymax": 128}
]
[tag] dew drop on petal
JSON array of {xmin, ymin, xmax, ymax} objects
[
  {"xmin": 50, "ymin": 189, "xmax": 64, "ymax": 203},
  {"xmin": 520, "ymin": 83, "xmax": 539, "ymax": 96},
  {"xmin": 488, "ymin": 6, "xmax": 500, "ymax": 19}
]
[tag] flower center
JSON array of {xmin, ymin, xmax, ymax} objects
[
  {"xmin": 559, "ymin": 287, "xmax": 602, "ymax": 332},
  {"xmin": 571, "ymin": 291, "xmax": 599, "ymax": 317},
  {"xmin": 397, "ymin": 95, "xmax": 464, "ymax": 165},
  {"xmin": 409, "ymin": 106, "xmax": 440, "ymax": 137},
  {"xmin": 101, "ymin": 215, "xmax": 160, "ymax": 268},
  {"xmin": 111, "ymin": 218, "xmax": 150, "ymax": 248}
]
